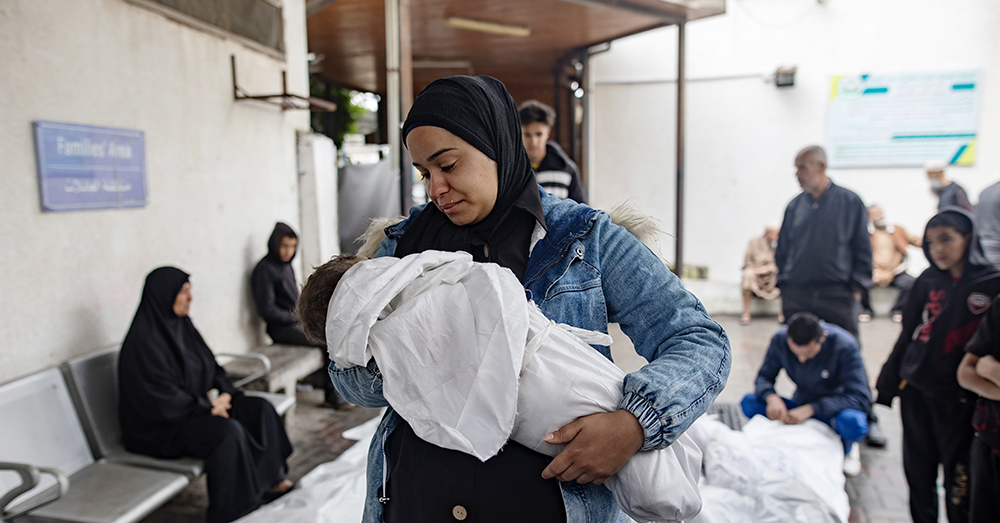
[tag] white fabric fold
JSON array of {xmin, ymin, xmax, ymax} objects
[
  {"xmin": 327, "ymin": 251, "xmax": 527, "ymax": 461},
  {"xmin": 325, "ymin": 251, "xmax": 702, "ymax": 521}
]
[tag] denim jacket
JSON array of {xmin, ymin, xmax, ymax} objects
[{"xmin": 330, "ymin": 189, "xmax": 731, "ymax": 522}]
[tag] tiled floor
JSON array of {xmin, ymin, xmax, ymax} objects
[{"xmin": 143, "ymin": 314, "xmax": 915, "ymax": 522}]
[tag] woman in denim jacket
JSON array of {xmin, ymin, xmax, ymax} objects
[{"xmin": 330, "ymin": 75, "xmax": 731, "ymax": 523}]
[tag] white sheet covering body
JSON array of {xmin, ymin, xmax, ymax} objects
[
  {"xmin": 326, "ymin": 251, "xmax": 702, "ymax": 522},
  {"xmin": 687, "ymin": 415, "xmax": 849, "ymax": 523}
]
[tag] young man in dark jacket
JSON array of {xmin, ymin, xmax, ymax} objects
[
  {"xmin": 741, "ymin": 313, "xmax": 871, "ymax": 476},
  {"xmin": 252, "ymin": 223, "xmax": 306, "ymax": 345},
  {"xmin": 518, "ymin": 100, "xmax": 587, "ymax": 204},
  {"xmin": 251, "ymin": 222, "xmax": 346, "ymax": 407},
  {"xmin": 876, "ymin": 208, "xmax": 1000, "ymax": 523}
]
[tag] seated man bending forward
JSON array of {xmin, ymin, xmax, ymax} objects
[{"xmin": 741, "ymin": 312, "xmax": 871, "ymax": 475}]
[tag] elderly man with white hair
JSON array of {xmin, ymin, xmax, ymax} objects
[{"xmin": 926, "ymin": 159, "xmax": 973, "ymax": 211}]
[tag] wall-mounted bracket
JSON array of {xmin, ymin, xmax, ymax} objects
[{"xmin": 231, "ymin": 55, "xmax": 337, "ymax": 112}]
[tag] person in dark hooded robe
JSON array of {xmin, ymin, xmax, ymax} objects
[
  {"xmin": 251, "ymin": 222, "xmax": 346, "ymax": 407},
  {"xmin": 875, "ymin": 208, "xmax": 1000, "ymax": 523},
  {"xmin": 119, "ymin": 267, "xmax": 294, "ymax": 523}
]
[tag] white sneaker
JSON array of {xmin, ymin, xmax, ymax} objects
[{"xmin": 843, "ymin": 443, "xmax": 861, "ymax": 477}]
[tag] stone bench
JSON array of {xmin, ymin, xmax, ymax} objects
[{"xmin": 220, "ymin": 345, "xmax": 325, "ymax": 401}]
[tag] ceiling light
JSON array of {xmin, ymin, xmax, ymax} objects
[
  {"xmin": 412, "ymin": 59, "xmax": 473, "ymax": 69},
  {"xmin": 445, "ymin": 16, "xmax": 531, "ymax": 38}
]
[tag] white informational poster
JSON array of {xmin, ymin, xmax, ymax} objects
[{"xmin": 826, "ymin": 70, "xmax": 980, "ymax": 168}]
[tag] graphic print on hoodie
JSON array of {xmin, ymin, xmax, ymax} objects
[{"xmin": 876, "ymin": 207, "xmax": 1000, "ymax": 405}]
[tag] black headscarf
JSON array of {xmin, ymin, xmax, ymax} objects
[
  {"xmin": 119, "ymin": 267, "xmax": 239, "ymax": 457},
  {"xmin": 396, "ymin": 75, "xmax": 545, "ymax": 281}
]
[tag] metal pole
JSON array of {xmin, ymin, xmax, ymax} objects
[
  {"xmin": 385, "ymin": 0, "xmax": 403, "ymax": 214},
  {"xmin": 674, "ymin": 20, "xmax": 686, "ymax": 277},
  {"xmin": 399, "ymin": 0, "xmax": 413, "ymax": 211},
  {"xmin": 552, "ymin": 62, "xmax": 562, "ymax": 144},
  {"xmin": 579, "ymin": 51, "xmax": 590, "ymax": 189}
]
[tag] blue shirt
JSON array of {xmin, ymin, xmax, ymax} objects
[{"xmin": 754, "ymin": 323, "xmax": 871, "ymax": 418}]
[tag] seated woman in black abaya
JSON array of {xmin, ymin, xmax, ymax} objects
[{"xmin": 118, "ymin": 267, "xmax": 294, "ymax": 523}]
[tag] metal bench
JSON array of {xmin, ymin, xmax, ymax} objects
[
  {"xmin": 58, "ymin": 345, "xmax": 294, "ymax": 481},
  {"xmin": 0, "ymin": 368, "xmax": 189, "ymax": 523}
]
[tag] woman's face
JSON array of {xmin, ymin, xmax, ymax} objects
[
  {"xmin": 926, "ymin": 226, "xmax": 969, "ymax": 274},
  {"xmin": 173, "ymin": 282, "xmax": 192, "ymax": 317},
  {"xmin": 407, "ymin": 126, "xmax": 498, "ymax": 226}
]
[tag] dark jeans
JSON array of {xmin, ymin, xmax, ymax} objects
[
  {"xmin": 860, "ymin": 273, "xmax": 916, "ymax": 316},
  {"xmin": 970, "ymin": 435, "xmax": 1000, "ymax": 523},
  {"xmin": 781, "ymin": 285, "xmax": 860, "ymax": 341},
  {"xmin": 899, "ymin": 385, "xmax": 975, "ymax": 523},
  {"xmin": 268, "ymin": 323, "xmax": 342, "ymax": 405}
]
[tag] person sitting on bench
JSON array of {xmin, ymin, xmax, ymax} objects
[
  {"xmin": 119, "ymin": 267, "xmax": 294, "ymax": 523},
  {"xmin": 251, "ymin": 222, "xmax": 346, "ymax": 408}
]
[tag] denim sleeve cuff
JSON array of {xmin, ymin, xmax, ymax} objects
[
  {"xmin": 329, "ymin": 358, "xmax": 387, "ymax": 407},
  {"xmin": 620, "ymin": 391, "xmax": 668, "ymax": 451}
]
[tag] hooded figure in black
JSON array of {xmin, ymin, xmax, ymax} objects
[
  {"xmin": 119, "ymin": 267, "xmax": 293, "ymax": 523},
  {"xmin": 252, "ymin": 223, "xmax": 307, "ymax": 344},
  {"xmin": 875, "ymin": 208, "xmax": 1000, "ymax": 523},
  {"xmin": 380, "ymin": 76, "xmax": 563, "ymax": 523},
  {"xmin": 251, "ymin": 223, "xmax": 346, "ymax": 407}
]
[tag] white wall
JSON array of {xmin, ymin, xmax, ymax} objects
[
  {"xmin": 588, "ymin": 0, "xmax": 1000, "ymax": 313},
  {"xmin": 0, "ymin": 0, "xmax": 311, "ymax": 382}
]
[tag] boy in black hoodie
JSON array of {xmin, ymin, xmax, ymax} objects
[
  {"xmin": 875, "ymin": 208, "xmax": 1000, "ymax": 523},
  {"xmin": 252, "ymin": 223, "xmax": 305, "ymax": 344},
  {"xmin": 957, "ymin": 295, "xmax": 1000, "ymax": 522},
  {"xmin": 252, "ymin": 222, "xmax": 347, "ymax": 408}
]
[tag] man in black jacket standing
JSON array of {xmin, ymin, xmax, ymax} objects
[
  {"xmin": 252, "ymin": 222, "xmax": 346, "ymax": 408},
  {"xmin": 776, "ymin": 145, "xmax": 885, "ymax": 446}
]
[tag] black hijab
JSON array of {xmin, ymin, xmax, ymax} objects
[
  {"xmin": 396, "ymin": 75, "xmax": 545, "ymax": 281},
  {"xmin": 119, "ymin": 267, "xmax": 238, "ymax": 456}
]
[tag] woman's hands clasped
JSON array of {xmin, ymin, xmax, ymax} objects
[
  {"xmin": 211, "ymin": 392, "xmax": 233, "ymax": 418},
  {"xmin": 541, "ymin": 409, "xmax": 645, "ymax": 485}
]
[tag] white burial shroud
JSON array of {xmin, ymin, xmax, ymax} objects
[{"xmin": 326, "ymin": 250, "xmax": 702, "ymax": 522}]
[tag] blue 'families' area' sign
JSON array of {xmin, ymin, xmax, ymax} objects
[{"xmin": 34, "ymin": 121, "xmax": 147, "ymax": 211}]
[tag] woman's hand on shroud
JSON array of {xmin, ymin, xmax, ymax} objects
[
  {"xmin": 540, "ymin": 409, "xmax": 644, "ymax": 485},
  {"xmin": 211, "ymin": 392, "xmax": 233, "ymax": 418}
]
